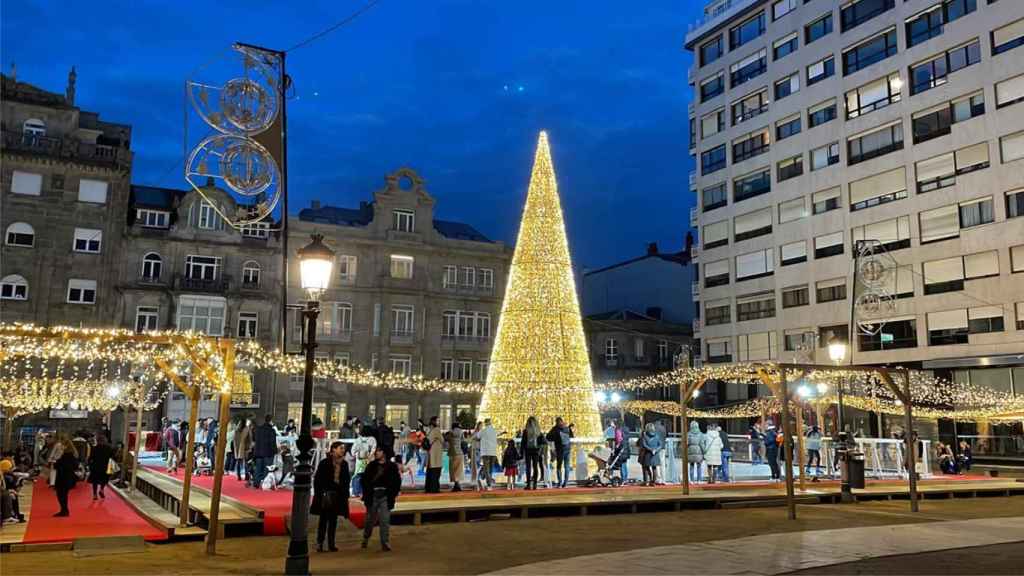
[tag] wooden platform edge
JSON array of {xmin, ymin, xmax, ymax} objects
[
  {"xmin": 108, "ymin": 483, "xmax": 207, "ymax": 540},
  {"xmin": 136, "ymin": 468, "xmax": 265, "ymax": 520}
]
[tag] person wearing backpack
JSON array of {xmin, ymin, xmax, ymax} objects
[
  {"xmin": 686, "ymin": 421, "xmax": 707, "ymax": 483},
  {"xmin": 520, "ymin": 416, "xmax": 542, "ymax": 490},
  {"xmin": 546, "ymin": 417, "xmax": 574, "ymax": 488}
]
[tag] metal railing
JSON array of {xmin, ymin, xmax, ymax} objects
[
  {"xmin": 2, "ymin": 130, "xmax": 130, "ymax": 167},
  {"xmin": 175, "ymin": 274, "xmax": 230, "ymax": 292}
]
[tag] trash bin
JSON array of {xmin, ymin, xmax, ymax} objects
[{"xmin": 844, "ymin": 450, "xmax": 866, "ymax": 489}]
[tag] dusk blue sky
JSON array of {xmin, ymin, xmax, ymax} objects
[{"xmin": 2, "ymin": 1, "xmax": 700, "ymax": 268}]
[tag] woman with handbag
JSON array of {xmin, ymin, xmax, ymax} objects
[
  {"xmin": 88, "ymin": 433, "xmax": 114, "ymax": 500},
  {"xmin": 311, "ymin": 441, "xmax": 350, "ymax": 552},
  {"xmin": 53, "ymin": 440, "xmax": 79, "ymax": 517}
]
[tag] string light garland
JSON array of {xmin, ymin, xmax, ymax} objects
[{"xmin": 478, "ymin": 132, "xmax": 603, "ymax": 439}]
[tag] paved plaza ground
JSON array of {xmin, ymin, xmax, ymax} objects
[{"xmin": 2, "ymin": 495, "xmax": 1022, "ymax": 575}]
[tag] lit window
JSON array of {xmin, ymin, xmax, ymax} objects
[
  {"xmin": 338, "ymin": 255, "xmax": 357, "ymax": 283},
  {"xmin": 176, "ymin": 295, "xmax": 226, "ymax": 335},
  {"xmin": 390, "ymin": 355, "xmax": 412, "ymax": 376},
  {"xmin": 390, "ymin": 255, "xmax": 414, "ymax": 279},
  {"xmin": 238, "ymin": 311, "xmax": 259, "ymax": 338}
]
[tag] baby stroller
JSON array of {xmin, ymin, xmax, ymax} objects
[
  {"xmin": 582, "ymin": 444, "xmax": 625, "ymax": 487},
  {"xmin": 193, "ymin": 445, "xmax": 212, "ymax": 476}
]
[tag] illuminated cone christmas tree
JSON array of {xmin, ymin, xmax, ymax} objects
[{"xmin": 479, "ymin": 131, "xmax": 602, "ymax": 439}]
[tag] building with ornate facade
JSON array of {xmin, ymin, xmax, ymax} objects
[{"xmin": 285, "ymin": 168, "xmax": 512, "ymax": 430}]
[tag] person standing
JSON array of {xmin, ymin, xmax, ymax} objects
[
  {"xmin": 618, "ymin": 424, "xmax": 631, "ymax": 483},
  {"xmin": 718, "ymin": 423, "xmax": 732, "ymax": 482},
  {"xmin": 470, "ymin": 422, "xmax": 482, "ymax": 489},
  {"xmin": 53, "ymin": 441, "xmax": 78, "ymax": 517},
  {"xmin": 251, "ymin": 414, "xmax": 278, "ymax": 488},
  {"xmin": 312, "ymin": 441, "xmax": 349, "ymax": 552},
  {"xmin": 478, "ymin": 419, "xmax": 498, "ymax": 490},
  {"xmin": 361, "ymin": 447, "xmax": 401, "ymax": 551},
  {"xmin": 704, "ymin": 424, "xmax": 724, "ymax": 484},
  {"xmin": 687, "ymin": 422, "xmax": 707, "ymax": 483},
  {"xmin": 764, "ymin": 419, "xmax": 781, "ymax": 481},
  {"xmin": 163, "ymin": 421, "xmax": 181, "ymax": 474},
  {"xmin": 546, "ymin": 417, "xmax": 574, "ymax": 488},
  {"xmin": 351, "ymin": 426, "xmax": 377, "ymax": 498},
  {"xmin": 225, "ymin": 418, "xmax": 239, "ymax": 473},
  {"xmin": 232, "ymin": 418, "xmax": 252, "ymax": 482},
  {"xmin": 88, "ymin": 433, "xmax": 114, "ymax": 500},
  {"xmin": 749, "ymin": 421, "xmax": 764, "ymax": 465},
  {"xmin": 501, "ymin": 438, "xmax": 520, "ymax": 490},
  {"xmin": 805, "ymin": 425, "xmax": 823, "ymax": 476},
  {"xmin": 520, "ymin": 417, "xmax": 542, "ymax": 490},
  {"xmin": 447, "ymin": 423, "xmax": 464, "ymax": 492},
  {"xmin": 641, "ymin": 423, "xmax": 663, "ymax": 486},
  {"xmin": 425, "ymin": 417, "xmax": 444, "ymax": 493},
  {"xmin": 206, "ymin": 418, "xmax": 218, "ymax": 460}
]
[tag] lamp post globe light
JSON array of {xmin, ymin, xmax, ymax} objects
[{"xmin": 285, "ymin": 233, "xmax": 334, "ymax": 576}]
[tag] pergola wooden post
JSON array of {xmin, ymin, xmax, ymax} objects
[
  {"xmin": 156, "ymin": 360, "xmax": 202, "ymax": 526},
  {"xmin": 878, "ymin": 367, "xmax": 918, "ymax": 513},
  {"xmin": 755, "ymin": 368, "xmax": 806, "ymax": 493},
  {"xmin": 130, "ymin": 383, "xmax": 147, "ymax": 492},
  {"xmin": 780, "ymin": 366, "xmax": 796, "ymax": 520},
  {"xmin": 205, "ymin": 339, "xmax": 235, "ymax": 556}
]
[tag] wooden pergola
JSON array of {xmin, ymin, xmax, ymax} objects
[
  {"xmin": 677, "ymin": 362, "xmax": 918, "ymax": 518},
  {"xmin": 0, "ymin": 327, "xmax": 238, "ymax": 555}
]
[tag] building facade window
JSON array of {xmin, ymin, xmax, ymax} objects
[
  {"xmin": 700, "ymin": 35, "xmax": 723, "ymax": 67},
  {"xmin": 910, "ymin": 39, "xmax": 981, "ymax": 95},
  {"xmin": 859, "ymin": 317, "xmax": 918, "ymax": 350},
  {"xmin": 11, "ymin": 171, "xmax": 42, "ymax": 196},
  {"xmin": 67, "ymin": 279, "xmax": 97, "ymax": 304},
  {"xmin": 703, "ymin": 220, "xmax": 729, "ymax": 250},
  {"xmin": 393, "ymin": 209, "xmax": 415, "ymax": 232},
  {"xmin": 996, "ymin": 73, "xmax": 1024, "ymax": 108},
  {"xmin": 0, "ymin": 275, "xmax": 28, "ymax": 300},
  {"xmin": 807, "ymin": 56, "xmax": 835, "ymax": 85},
  {"xmin": 735, "ymin": 248, "xmax": 774, "ymax": 281},
  {"xmin": 991, "ymin": 18, "xmax": 1024, "ymax": 55},
  {"xmin": 5, "ymin": 222, "xmax": 34, "ymax": 247},
  {"xmin": 136, "ymin": 209, "xmax": 169, "ymax": 228},
  {"xmin": 842, "ymin": 28, "xmax": 898, "ymax": 76},
  {"xmin": 968, "ymin": 306, "xmax": 1004, "ymax": 334},
  {"xmin": 927, "ymin": 309, "xmax": 969, "ymax": 345},
  {"xmin": 780, "ymin": 240, "xmax": 807, "ymax": 266},
  {"xmin": 734, "ymin": 207, "xmax": 772, "ymax": 242},
  {"xmin": 773, "ymin": 32, "xmax": 798, "ymax": 61},
  {"xmin": 733, "ymin": 169, "xmax": 771, "ymax": 203},
  {"xmin": 390, "ymin": 255, "xmax": 414, "ymax": 279},
  {"xmin": 78, "ymin": 179, "xmax": 108, "ymax": 204},
  {"xmin": 732, "ymin": 90, "xmax": 769, "ymax": 126},
  {"xmin": 480, "ymin": 268, "xmax": 494, "ymax": 289},
  {"xmin": 337, "ymin": 254, "xmax": 357, "ymax": 283},
  {"xmin": 815, "ymin": 278, "xmax": 847, "ymax": 302},
  {"xmin": 736, "ymin": 294, "xmax": 776, "ymax": 321},
  {"xmin": 732, "ymin": 129, "xmax": 771, "ymax": 163},
  {"xmin": 135, "ymin": 306, "xmax": 159, "ymax": 333},
  {"xmin": 701, "ymin": 108, "xmax": 726, "ymax": 138},
  {"xmin": 238, "ymin": 311, "xmax": 259, "ymax": 338},
  {"xmin": 776, "ymin": 114, "xmax": 801, "ymax": 141},
  {"xmin": 242, "ymin": 261, "xmax": 261, "ymax": 288},
  {"xmin": 906, "ymin": 0, "xmax": 977, "ymax": 49},
  {"xmin": 841, "ymin": 0, "xmax": 895, "ymax": 33},
  {"xmin": 813, "ymin": 187, "xmax": 841, "ymax": 214},
  {"xmin": 737, "ymin": 331, "xmax": 778, "ymax": 361},
  {"xmin": 705, "ymin": 299, "xmax": 731, "ymax": 325},
  {"xmin": 814, "ymin": 232, "xmax": 844, "ymax": 259},
  {"xmin": 197, "ymin": 200, "xmax": 221, "ymax": 230},
  {"xmin": 184, "ymin": 255, "xmax": 220, "ymax": 280},
  {"xmin": 1006, "ymin": 189, "xmax": 1024, "ymax": 219},
  {"xmin": 701, "ymin": 144, "xmax": 727, "ymax": 175},
  {"xmin": 845, "ymin": 73, "xmax": 902, "ymax": 119},
  {"xmin": 177, "ymin": 295, "xmax": 226, "ymax": 335},
  {"xmin": 847, "ymin": 122, "xmax": 903, "ymax": 165},
  {"xmin": 730, "ymin": 12, "xmax": 766, "ymax": 50},
  {"xmin": 811, "ymin": 142, "xmax": 840, "ymax": 171},
  {"xmin": 605, "ymin": 338, "xmax": 619, "ymax": 362},
  {"xmin": 141, "ymin": 252, "xmax": 162, "ymax": 281},
  {"xmin": 782, "ymin": 285, "xmax": 809, "ymax": 308},
  {"xmin": 705, "ymin": 259, "xmax": 730, "ymax": 288},
  {"xmin": 850, "ymin": 166, "xmax": 907, "ymax": 211},
  {"xmin": 808, "ymin": 99, "xmax": 837, "ymax": 128},
  {"xmin": 852, "ymin": 215, "xmax": 911, "ymax": 252},
  {"xmin": 774, "ymin": 73, "xmax": 800, "ymax": 100},
  {"xmin": 778, "ymin": 196, "xmax": 807, "ymax": 223},
  {"xmin": 702, "ymin": 183, "xmax": 728, "ymax": 211},
  {"xmin": 777, "ymin": 155, "xmax": 803, "ymax": 181},
  {"xmin": 700, "ymin": 74, "xmax": 725, "ymax": 102},
  {"xmin": 392, "ymin": 305, "xmax": 415, "ymax": 337},
  {"xmin": 390, "ymin": 355, "xmax": 413, "ymax": 376},
  {"xmin": 772, "ymin": 0, "xmax": 797, "ymax": 21},
  {"xmin": 73, "ymin": 228, "xmax": 102, "ymax": 253},
  {"xmin": 912, "ymin": 91, "xmax": 984, "ymax": 143},
  {"xmin": 730, "ymin": 49, "xmax": 767, "ymax": 88},
  {"xmin": 805, "ymin": 13, "xmax": 833, "ymax": 44}
]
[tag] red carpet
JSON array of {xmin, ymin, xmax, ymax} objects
[
  {"xmin": 146, "ymin": 467, "xmax": 365, "ymax": 534},
  {"xmin": 22, "ymin": 481, "xmax": 168, "ymax": 544}
]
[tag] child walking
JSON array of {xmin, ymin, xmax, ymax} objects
[{"xmin": 501, "ymin": 438, "xmax": 520, "ymax": 491}]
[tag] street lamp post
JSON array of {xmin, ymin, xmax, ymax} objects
[
  {"xmin": 828, "ymin": 338, "xmax": 854, "ymax": 502},
  {"xmin": 285, "ymin": 234, "xmax": 334, "ymax": 576}
]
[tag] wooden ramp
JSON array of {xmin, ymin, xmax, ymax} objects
[
  {"xmin": 109, "ymin": 483, "xmax": 207, "ymax": 541},
  {"xmin": 388, "ymin": 479, "xmax": 1024, "ymax": 526},
  {"xmin": 130, "ymin": 469, "xmax": 262, "ymax": 536}
]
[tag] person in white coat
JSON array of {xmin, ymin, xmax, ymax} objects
[
  {"xmin": 477, "ymin": 419, "xmax": 498, "ymax": 490},
  {"xmin": 704, "ymin": 424, "xmax": 724, "ymax": 484}
]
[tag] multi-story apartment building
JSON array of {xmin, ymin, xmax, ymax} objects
[
  {"xmin": 286, "ymin": 168, "xmax": 512, "ymax": 430},
  {"xmin": 1, "ymin": 71, "xmax": 134, "ymax": 430},
  {"xmin": 119, "ymin": 181, "xmax": 284, "ymax": 421},
  {"xmin": 2, "ymin": 70, "xmax": 132, "ymax": 326},
  {"xmin": 685, "ymin": 0, "xmax": 1024, "ymax": 438}
]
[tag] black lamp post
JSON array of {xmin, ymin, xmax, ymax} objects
[{"xmin": 285, "ymin": 233, "xmax": 334, "ymax": 576}]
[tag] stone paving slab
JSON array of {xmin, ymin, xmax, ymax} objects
[{"xmin": 487, "ymin": 516, "xmax": 1024, "ymax": 575}]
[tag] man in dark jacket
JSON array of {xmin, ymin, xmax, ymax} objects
[
  {"xmin": 763, "ymin": 419, "xmax": 780, "ymax": 481},
  {"xmin": 361, "ymin": 447, "xmax": 401, "ymax": 551},
  {"xmin": 377, "ymin": 418, "xmax": 396, "ymax": 458},
  {"xmin": 546, "ymin": 417, "xmax": 574, "ymax": 488},
  {"xmin": 251, "ymin": 414, "xmax": 278, "ymax": 488}
]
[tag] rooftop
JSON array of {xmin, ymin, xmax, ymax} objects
[{"xmin": 298, "ymin": 202, "xmax": 494, "ymax": 243}]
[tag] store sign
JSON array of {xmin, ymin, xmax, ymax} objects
[
  {"xmin": 49, "ymin": 409, "xmax": 89, "ymax": 419},
  {"xmin": 880, "ymin": 333, "xmax": 894, "ymax": 344}
]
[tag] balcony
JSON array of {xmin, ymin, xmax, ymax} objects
[
  {"xmin": 441, "ymin": 334, "xmax": 489, "ymax": 349},
  {"xmin": 691, "ymin": 245, "xmax": 700, "ymax": 263},
  {"xmin": 689, "ymin": 207, "xmax": 699, "ymax": 227},
  {"xmin": 390, "ymin": 330, "xmax": 415, "ymax": 345},
  {"xmin": 137, "ymin": 275, "xmax": 166, "ymax": 287},
  {"xmin": 691, "ymin": 281, "xmax": 700, "ymax": 301},
  {"xmin": 2, "ymin": 130, "xmax": 131, "ymax": 168},
  {"xmin": 442, "ymin": 282, "xmax": 495, "ymax": 296},
  {"xmin": 175, "ymin": 274, "xmax": 230, "ymax": 293},
  {"xmin": 320, "ymin": 329, "xmax": 353, "ymax": 343},
  {"xmin": 693, "ymin": 318, "xmax": 702, "ymax": 332},
  {"xmin": 604, "ymin": 356, "xmax": 619, "ymax": 367},
  {"xmin": 688, "ymin": 171, "xmax": 697, "ymax": 191},
  {"xmin": 230, "ymin": 392, "xmax": 261, "ymax": 409}
]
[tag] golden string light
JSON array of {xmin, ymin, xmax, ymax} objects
[{"xmin": 478, "ymin": 132, "xmax": 603, "ymax": 439}]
